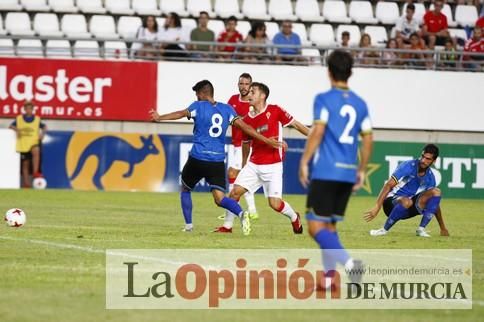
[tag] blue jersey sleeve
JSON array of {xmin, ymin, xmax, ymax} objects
[
  {"xmin": 226, "ymin": 104, "xmax": 238, "ymax": 125},
  {"xmin": 313, "ymin": 95, "xmax": 329, "ymax": 124},
  {"xmin": 391, "ymin": 160, "xmax": 413, "ymax": 183},
  {"xmin": 187, "ymin": 101, "xmax": 199, "ymax": 119},
  {"xmin": 427, "ymin": 171, "xmax": 437, "ymax": 189}
]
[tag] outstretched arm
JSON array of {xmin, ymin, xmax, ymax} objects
[
  {"xmin": 289, "ymin": 120, "xmax": 310, "ymax": 137},
  {"xmin": 363, "ymin": 177, "xmax": 397, "ymax": 222},
  {"xmin": 233, "ymin": 118, "xmax": 281, "ymax": 149},
  {"xmin": 149, "ymin": 108, "xmax": 189, "ymax": 122},
  {"xmin": 298, "ymin": 122, "xmax": 325, "ymax": 188},
  {"xmin": 242, "ymin": 141, "xmax": 250, "ymax": 168},
  {"xmin": 435, "ymin": 206, "xmax": 449, "ymax": 236}
]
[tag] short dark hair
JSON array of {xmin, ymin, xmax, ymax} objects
[
  {"xmin": 327, "ymin": 50, "xmax": 353, "ymax": 82},
  {"xmin": 227, "ymin": 15, "xmax": 237, "ymax": 23},
  {"xmin": 199, "ymin": 11, "xmax": 209, "ymax": 18},
  {"xmin": 192, "ymin": 80, "xmax": 214, "ymax": 96},
  {"xmin": 406, "ymin": 4, "xmax": 415, "ymax": 11},
  {"xmin": 239, "ymin": 73, "xmax": 252, "ymax": 81},
  {"xmin": 342, "ymin": 31, "xmax": 350, "ymax": 37},
  {"xmin": 423, "ymin": 144, "xmax": 440, "ymax": 160},
  {"xmin": 250, "ymin": 82, "xmax": 270, "ymax": 99}
]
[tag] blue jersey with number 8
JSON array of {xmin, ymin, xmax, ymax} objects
[
  {"xmin": 311, "ymin": 87, "xmax": 372, "ymax": 183},
  {"xmin": 187, "ymin": 101, "xmax": 237, "ymax": 162}
]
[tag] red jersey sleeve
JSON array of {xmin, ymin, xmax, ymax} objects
[
  {"xmin": 275, "ymin": 105, "xmax": 294, "ymax": 127},
  {"xmin": 442, "ymin": 14, "xmax": 448, "ymax": 29}
]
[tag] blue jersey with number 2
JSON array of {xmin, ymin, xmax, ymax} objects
[
  {"xmin": 311, "ymin": 87, "xmax": 372, "ymax": 183},
  {"xmin": 187, "ymin": 101, "xmax": 237, "ymax": 162}
]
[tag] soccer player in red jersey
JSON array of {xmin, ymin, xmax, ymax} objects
[
  {"xmin": 224, "ymin": 73, "xmax": 259, "ymax": 220},
  {"xmin": 215, "ymin": 82, "xmax": 309, "ymax": 235}
]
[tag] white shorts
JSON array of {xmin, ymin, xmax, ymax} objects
[
  {"xmin": 235, "ymin": 161, "xmax": 283, "ymax": 198},
  {"xmin": 227, "ymin": 145, "xmax": 243, "ymax": 170}
]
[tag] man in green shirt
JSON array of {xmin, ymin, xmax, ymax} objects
[{"xmin": 189, "ymin": 11, "xmax": 215, "ymax": 56}]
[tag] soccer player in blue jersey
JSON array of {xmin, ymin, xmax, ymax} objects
[
  {"xmin": 364, "ymin": 144, "xmax": 449, "ymax": 237},
  {"xmin": 149, "ymin": 80, "xmax": 281, "ymax": 234},
  {"xmin": 299, "ymin": 50, "xmax": 373, "ymax": 287}
]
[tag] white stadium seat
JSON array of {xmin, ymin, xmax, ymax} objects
[
  {"xmin": 349, "ymin": 1, "xmax": 378, "ymax": 24},
  {"xmin": 208, "ymin": 20, "xmax": 225, "ymax": 39},
  {"xmin": 17, "ymin": 39, "xmax": 43, "ymax": 57},
  {"xmin": 302, "ymin": 48, "xmax": 322, "ymax": 64},
  {"xmin": 323, "ymin": 1, "xmax": 351, "ymax": 24},
  {"xmin": 429, "ymin": 4, "xmax": 457, "ymax": 27},
  {"xmin": 335, "ymin": 24, "xmax": 361, "ymax": 47},
  {"xmin": 455, "ymin": 5, "xmax": 479, "ymax": 27},
  {"xmin": 34, "ymin": 13, "xmax": 63, "ymax": 37},
  {"xmin": 187, "ymin": 0, "xmax": 215, "ymax": 18},
  {"xmin": 181, "ymin": 18, "xmax": 197, "ymax": 30},
  {"xmin": 48, "ymin": 0, "xmax": 78, "ymax": 13},
  {"xmin": 0, "ymin": 16, "xmax": 7, "ymax": 36},
  {"xmin": 293, "ymin": 23, "xmax": 310, "ymax": 45},
  {"xmin": 61, "ymin": 14, "xmax": 91, "ymax": 38},
  {"xmin": 160, "ymin": 0, "xmax": 189, "ymax": 17},
  {"xmin": 364, "ymin": 26, "xmax": 388, "ymax": 47},
  {"xmin": 132, "ymin": 0, "xmax": 161, "ymax": 16},
  {"xmin": 237, "ymin": 20, "xmax": 251, "ymax": 38},
  {"xmin": 295, "ymin": 0, "xmax": 324, "ymax": 22},
  {"xmin": 77, "ymin": 0, "xmax": 106, "ymax": 14},
  {"xmin": 402, "ymin": 3, "xmax": 426, "ymax": 25},
  {"xmin": 156, "ymin": 17, "xmax": 166, "ymax": 28},
  {"xmin": 74, "ymin": 40, "xmax": 100, "ymax": 58},
  {"xmin": 309, "ymin": 23, "xmax": 335, "ymax": 47},
  {"xmin": 214, "ymin": 0, "xmax": 243, "ymax": 19},
  {"xmin": 46, "ymin": 39, "xmax": 71, "ymax": 58},
  {"xmin": 449, "ymin": 28, "xmax": 468, "ymax": 42},
  {"xmin": 117, "ymin": 16, "xmax": 142, "ymax": 39},
  {"xmin": 0, "ymin": 39, "xmax": 15, "ymax": 56},
  {"xmin": 90, "ymin": 15, "xmax": 118, "ymax": 39},
  {"xmin": 21, "ymin": 0, "xmax": 50, "ymax": 11},
  {"xmin": 0, "ymin": 0, "xmax": 23, "ymax": 11},
  {"xmin": 265, "ymin": 21, "xmax": 280, "ymax": 40},
  {"xmin": 105, "ymin": 0, "xmax": 134, "ymax": 15},
  {"xmin": 375, "ymin": 2, "xmax": 399, "ymax": 25},
  {"xmin": 5, "ymin": 12, "xmax": 35, "ymax": 36},
  {"xmin": 242, "ymin": 0, "xmax": 271, "ymax": 21},
  {"xmin": 269, "ymin": 0, "xmax": 298, "ymax": 21},
  {"xmin": 104, "ymin": 41, "xmax": 128, "ymax": 59}
]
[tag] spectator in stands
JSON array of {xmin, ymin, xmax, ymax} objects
[
  {"xmin": 242, "ymin": 21, "xmax": 271, "ymax": 62},
  {"xmin": 404, "ymin": 32, "xmax": 431, "ymax": 69},
  {"xmin": 272, "ymin": 20, "xmax": 302, "ymax": 62},
  {"xmin": 422, "ymin": 0, "xmax": 452, "ymax": 49},
  {"xmin": 356, "ymin": 33, "xmax": 380, "ymax": 65},
  {"xmin": 439, "ymin": 38, "xmax": 459, "ymax": 69},
  {"xmin": 395, "ymin": 4, "xmax": 424, "ymax": 49},
  {"xmin": 476, "ymin": 16, "xmax": 484, "ymax": 29},
  {"xmin": 381, "ymin": 38, "xmax": 401, "ymax": 67},
  {"xmin": 189, "ymin": 11, "xmax": 215, "ymax": 58},
  {"xmin": 217, "ymin": 15, "xmax": 243, "ymax": 60},
  {"xmin": 159, "ymin": 12, "xmax": 188, "ymax": 59},
  {"xmin": 9, "ymin": 100, "xmax": 46, "ymax": 188},
  {"xmin": 463, "ymin": 27, "xmax": 484, "ymax": 70},
  {"xmin": 339, "ymin": 31, "xmax": 351, "ymax": 48},
  {"xmin": 133, "ymin": 15, "xmax": 159, "ymax": 59}
]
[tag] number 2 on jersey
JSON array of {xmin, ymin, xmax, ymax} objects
[
  {"xmin": 209, "ymin": 114, "xmax": 223, "ymax": 137},
  {"xmin": 339, "ymin": 104, "xmax": 356, "ymax": 144}
]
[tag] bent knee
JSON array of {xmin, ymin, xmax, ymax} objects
[
  {"xmin": 431, "ymin": 188, "xmax": 441, "ymax": 197},
  {"xmin": 399, "ymin": 198, "xmax": 413, "ymax": 209},
  {"xmin": 268, "ymin": 199, "xmax": 282, "ymax": 211},
  {"xmin": 228, "ymin": 167, "xmax": 238, "ymax": 179}
]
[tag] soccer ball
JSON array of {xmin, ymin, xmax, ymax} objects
[
  {"xmin": 33, "ymin": 177, "xmax": 47, "ymax": 189},
  {"xmin": 4, "ymin": 208, "xmax": 27, "ymax": 227}
]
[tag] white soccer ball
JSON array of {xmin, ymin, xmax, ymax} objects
[
  {"xmin": 33, "ymin": 177, "xmax": 47, "ymax": 190},
  {"xmin": 4, "ymin": 208, "xmax": 27, "ymax": 227}
]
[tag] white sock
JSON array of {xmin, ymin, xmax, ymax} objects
[
  {"xmin": 344, "ymin": 258, "xmax": 354, "ymax": 271},
  {"xmin": 185, "ymin": 223, "xmax": 193, "ymax": 230},
  {"xmin": 228, "ymin": 183, "xmax": 234, "ymax": 192},
  {"xmin": 223, "ymin": 210, "xmax": 236, "ymax": 229},
  {"xmin": 279, "ymin": 201, "xmax": 298, "ymax": 222},
  {"xmin": 243, "ymin": 192, "xmax": 257, "ymax": 214}
]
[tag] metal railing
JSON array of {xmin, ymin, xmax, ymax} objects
[{"xmin": 1, "ymin": 35, "xmax": 483, "ymax": 72}]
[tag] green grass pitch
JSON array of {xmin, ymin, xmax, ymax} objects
[{"xmin": 0, "ymin": 189, "xmax": 483, "ymax": 322}]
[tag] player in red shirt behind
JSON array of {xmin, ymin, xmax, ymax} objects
[
  {"xmin": 222, "ymin": 73, "xmax": 259, "ymax": 221},
  {"xmin": 215, "ymin": 82, "xmax": 309, "ymax": 235}
]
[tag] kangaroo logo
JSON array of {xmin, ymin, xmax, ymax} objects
[{"xmin": 67, "ymin": 134, "xmax": 165, "ymax": 191}]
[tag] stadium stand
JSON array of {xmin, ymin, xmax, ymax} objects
[
  {"xmin": 455, "ymin": 5, "xmax": 479, "ymax": 27},
  {"xmin": 48, "ymin": 0, "xmax": 78, "ymax": 13},
  {"xmin": 187, "ymin": 0, "xmax": 215, "ymax": 18},
  {"xmin": 45, "ymin": 39, "xmax": 71, "ymax": 57},
  {"xmin": 60, "ymin": 14, "xmax": 91, "ymax": 38},
  {"xmin": 77, "ymin": 0, "xmax": 106, "ymax": 14},
  {"xmin": 268, "ymin": 0, "xmax": 298, "ymax": 21},
  {"xmin": 295, "ymin": 0, "xmax": 324, "ymax": 22},
  {"xmin": 33, "ymin": 13, "xmax": 63, "ymax": 37},
  {"xmin": 214, "ymin": 0, "xmax": 243, "ymax": 19},
  {"xmin": 105, "ymin": 0, "xmax": 135, "ymax": 15},
  {"xmin": 375, "ymin": 2, "xmax": 399, "ymax": 25},
  {"xmin": 21, "ymin": 0, "xmax": 50, "ymax": 12},
  {"xmin": 349, "ymin": 1, "xmax": 378, "ymax": 25}
]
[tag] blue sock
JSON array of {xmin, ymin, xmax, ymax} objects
[
  {"xmin": 180, "ymin": 191, "xmax": 192, "ymax": 224},
  {"xmin": 383, "ymin": 204, "xmax": 408, "ymax": 231},
  {"xmin": 220, "ymin": 197, "xmax": 243, "ymax": 216},
  {"xmin": 314, "ymin": 229, "xmax": 350, "ymax": 266},
  {"xmin": 322, "ymin": 249, "xmax": 336, "ymax": 276},
  {"xmin": 420, "ymin": 196, "xmax": 441, "ymax": 228}
]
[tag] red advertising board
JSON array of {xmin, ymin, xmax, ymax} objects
[{"xmin": 0, "ymin": 57, "xmax": 157, "ymax": 121}]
